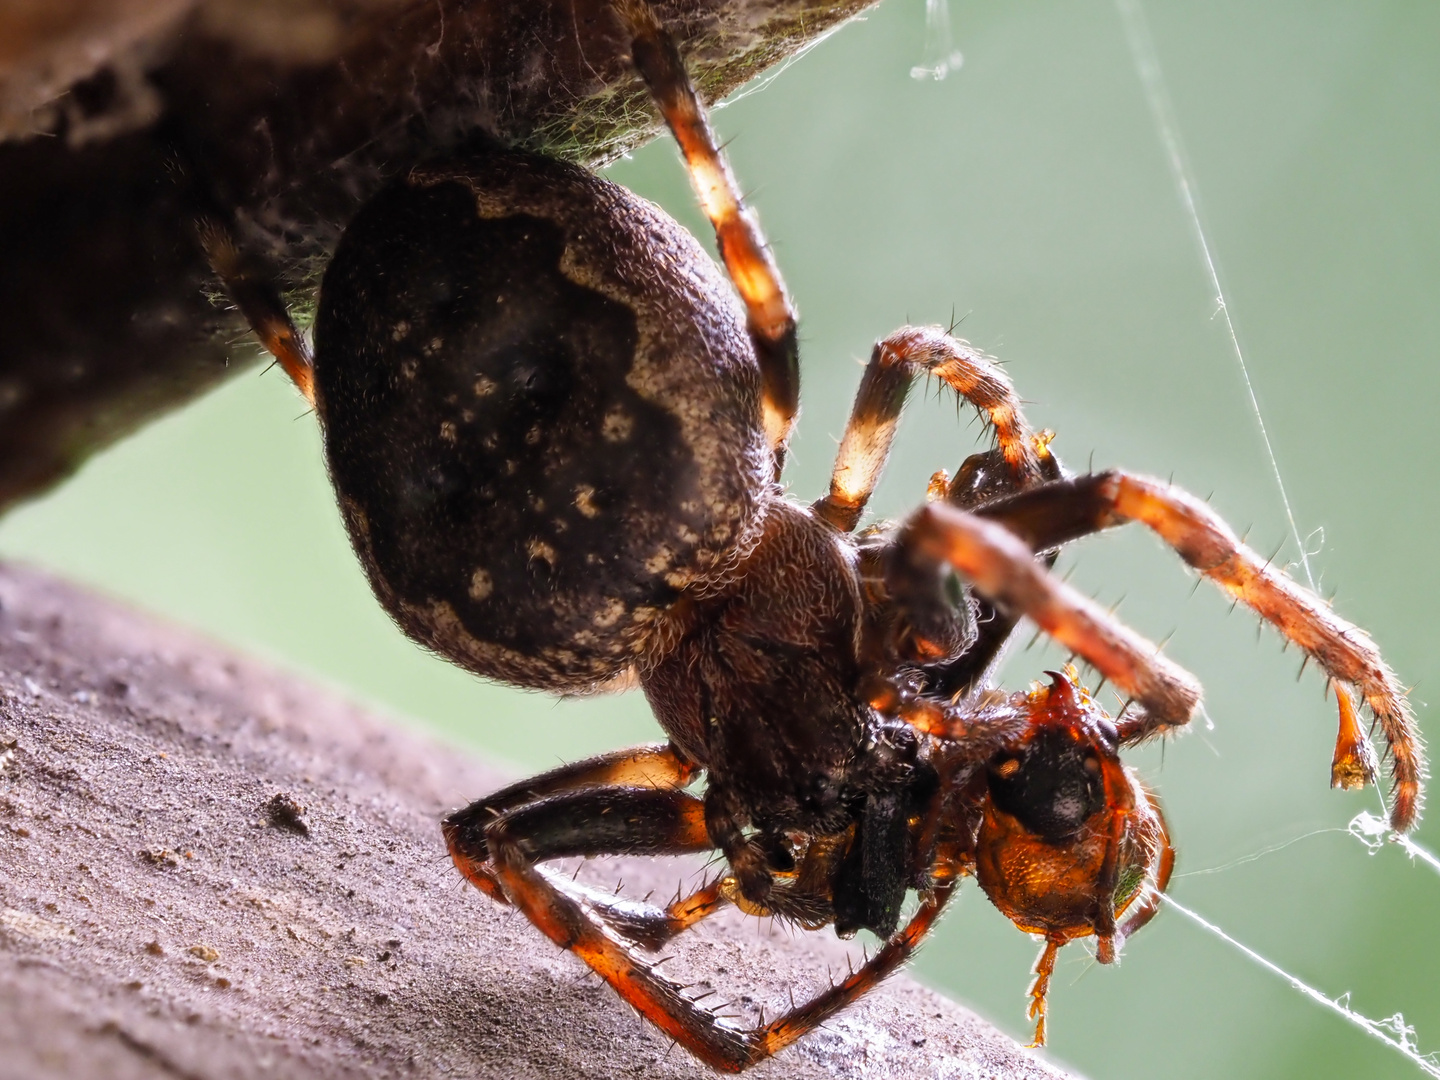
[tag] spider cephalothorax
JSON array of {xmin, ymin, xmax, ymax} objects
[{"xmin": 204, "ymin": 0, "xmax": 1422, "ymax": 1070}]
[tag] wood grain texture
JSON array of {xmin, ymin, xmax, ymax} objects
[{"xmin": 0, "ymin": 562, "xmax": 1074, "ymax": 1079}]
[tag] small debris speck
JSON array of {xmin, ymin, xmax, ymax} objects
[{"xmin": 266, "ymin": 793, "xmax": 310, "ymax": 836}]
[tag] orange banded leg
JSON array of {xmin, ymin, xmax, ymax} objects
[
  {"xmin": 971, "ymin": 471, "xmax": 1420, "ymax": 830},
  {"xmin": 617, "ymin": 1, "xmax": 799, "ymax": 461},
  {"xmin": 443, "ymin": 742, "xmax": 698, "ymax": 904},
  {"xmin": 486, "ymin": 803, "xmax": 957, "ymax": 1075},
  {"xmin": 746, "ymin": 881, "xmax": 953, "ymax": 1061},
  {"xmin": 197, "ymin": 216, "xmax": 315, "ymax": 404},
  {"xmin": 814, "ymin": 326, "xmax": 1045, "ymax": 532},
  {"xmin": 448, "ymin": 782, "xmax": 713, "ymax": 928},
  {"xmin": 906, "ymin": 471, "xmax": 1423, "ymax": 831},
  {"xmin": 902, "ymin": 500, "xmax": 1204, "ymax": 735},
  {"xmin": 1097, "ymin": 470, "xmax": 1422, "ymax": 830}
]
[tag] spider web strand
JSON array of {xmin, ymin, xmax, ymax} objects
[
  {"xmin": 1116, "ymin": 13, "xmax": 1439, "ymax": 1070},
  {"xmin": 1349, "ymin": 811, "xmax": 1440, "ymax": 877},
  {"xmin": 1164, "ymin": 896, "xmax": 1440, "ymax": 1078},
  {"xmin": 1114, "ymin": 0, "xmax": 1316, "ymax": 592}
]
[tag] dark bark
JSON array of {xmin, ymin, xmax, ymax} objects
[{"xmin": 0, "ymin": 0, "xmax": 871, "ymax": 514}]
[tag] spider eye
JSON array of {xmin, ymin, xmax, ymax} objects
[{"xmin": 987, "ymin": 731, "xmax": 1103, "ymax": 843}]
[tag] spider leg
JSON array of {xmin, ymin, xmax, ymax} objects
[
  {"xmin": 483, "ymin": 789, "xmax": 957, "ymax": 1074},
  {"xmin": 902, "ymin": 471, "xmax": 1423, "ymax": 831},
  {"xmin": 899, "ymin": 500, "xmax": 1203, "ymax": 733},
  {"xmin": 814, "ymin": 326, "xmax": 1046, "ymax": 532},
  {"xmin": 976, "ymin": 471, "xmax": 1421, "ymax": 828},
  {"xmin": 444, "ymin": 742, "xmax": 699, "ymax": 905},
  {"xmin": 446, "ymin": 773, "xmax": 734, "ymax": 949},
  {"xmin": 618, "ymin": 2, "xmax": 799, "ymax": 466},
  {"xmin": 569, "ymin": 877, "xmax": 731, "ymax": 952},
  {"xmin": 462, "ymin": 741, "xmax": 697, "ymax": 812},
  {"xmin": 928, "ymin": 471, "xmax": 1208, "ymax": 696},
  {"xmin": 196, "ymin": 215, "xmax": 315, "ymax": 403}
]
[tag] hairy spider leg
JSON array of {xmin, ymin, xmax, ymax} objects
[
  {"xmin": 904, "ymin": 471, "xmax": 1423, "ymax": 831},
  {"xmin": 979, "ymin": 471, "xmax": 1423, "ymax": 830},
  {"xmin": 443, "ymin": 742, "xmax": 699, "ymax": 906},
  {"xmin": 478, "ymin": 777, "xmax": 956, "ymax": 1075},
  {"xmin": 1099, "ymin": 471, "xmax": 1421, "ymax": 830},
  {"xmin": 814, "ymin": 326, "xmax": 1044, "ymax": 532},
  {"xmin": 446, "ymin": 778, "xmax": 740, "ymax": 952},
  {"xmin": 899, "ymin": 498, "xmax": 1204, "ymax": 728},
  {"xmin": 444, "ymin": 746, "xmax": 731, "ymax": 950},
  {"xmin": 618, "ymin": 1, "xmax": 800, "ymax": 464},
  {"xmin": 437, "ymin": 743, "xmax": 725, "ymax": 956},
  {"xmin": 196, "ymin": 216, "xmax": 315, "ymax": 404},
  {"xmin": 738, "ymin": 882, "xmax": 952, "ymax": 1063},
  {"xmin": 569, "ymin": 877, "xmax": 731, "ymax": 953}
]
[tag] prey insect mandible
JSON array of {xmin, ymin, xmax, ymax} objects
[{"xmin": 204, "ymin": 1, "xmax": 1422, "ymax": 1068}]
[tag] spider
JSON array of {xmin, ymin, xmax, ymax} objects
[{"xmin": 201, "ymin": 1, "xmax": 1422, "ymax": 1069}]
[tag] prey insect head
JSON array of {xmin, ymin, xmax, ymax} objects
[{"xmin": 974, "ymin": 668, "xmax": 1174, "ymax": 1044}]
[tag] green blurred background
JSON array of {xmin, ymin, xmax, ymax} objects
[{"xmin": 3, "ymin": 1, "xmax": 1438, "ymax": 1076}]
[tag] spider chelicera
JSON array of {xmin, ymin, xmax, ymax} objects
[{"xmin": 202, "ymin": 1, "xmax": 1422, "ymax": 1069}]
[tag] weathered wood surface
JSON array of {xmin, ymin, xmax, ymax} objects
[
  {"xmin": 0, "ymin": 562, "xmax": 1072, "ymax": 1079},
  {"xmin": 0, "ymin": 0, "xmax": 872, "ymax": 514}
]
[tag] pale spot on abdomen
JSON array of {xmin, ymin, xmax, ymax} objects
[{"xmin": 468, "ymin": 568, "xmax": 492, "ymax": 600}]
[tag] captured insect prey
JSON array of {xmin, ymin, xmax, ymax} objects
[{"xmin": 200, "ymin": 0, "xmax": 1423, "ymax": 1070}]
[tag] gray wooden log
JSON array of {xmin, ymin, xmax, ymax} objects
[{"xmin": 0, "ymin": 563, "xmax": 1073, "ymax": 1079}]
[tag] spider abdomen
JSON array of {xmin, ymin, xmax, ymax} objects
[{"xmin": 314, "ymin": 147, "xmax": 770, "ymax": 691}]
